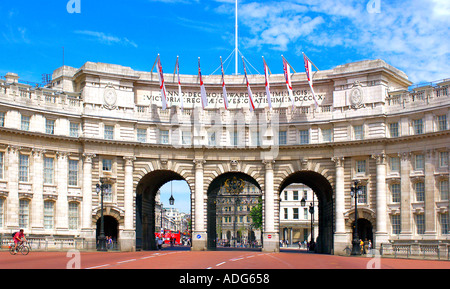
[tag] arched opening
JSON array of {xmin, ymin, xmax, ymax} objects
[
  {"xmin": 279, "ymin": 171, "xmax": 334, "ymax": 254},
  {"xmin": 96, "ymin": 216, "xmax": 119, "ymax": 248},
  {"xmin": 135, "ymin": 170, "xmax": 191, "ymax": 251},
  {"xmin": 207, "ymin": 172, "xmax": 262, "ymax": 250},
  {"xmin": 352, "ymin": 218, "xmax": 373, "ymax": 253}
]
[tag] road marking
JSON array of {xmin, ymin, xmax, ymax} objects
[
  {"xmin": 85, "ymin": 264, "xmax": 111, "ymax": 269},
  {"xmin": 230, "ymin": 257, "xmax": 244, "ymax": 261},
  {"xmin": 117, "ymin": 259, "xmax": 136, "ymax": 264},
  {"xmin": 216, "ymin": 262, "xmax": 226, "ymax": 267}
]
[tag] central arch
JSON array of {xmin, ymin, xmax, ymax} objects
[
  {"xmin": 279, "ymin": 170, "xmax": 334, "ymax": 254},
  {"xmin": 135, "ymin": 170, "xmax": 190, "ymax": 251},
  {"xmin": 206, "ymin": 172, "xmax": 262, "ymax": 250}
]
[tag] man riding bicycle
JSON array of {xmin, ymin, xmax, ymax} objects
[{"xmin": 13, "ymin": 229, "xmax": 27, "ymax": 254}]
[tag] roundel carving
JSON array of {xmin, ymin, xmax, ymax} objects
[
  {"xmin": 103, "ymin": 86, "xmax": 117, "ymax": 109},
  {"xmin": 350, "ymin": 82, "xmax": 364, "ymax": 108}
]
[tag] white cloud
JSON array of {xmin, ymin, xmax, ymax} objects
[
  {"xmin": 228, "ymin": 0, "xmax": 449, "ymax": 82},
  {"xmin": 74, "ymin": 30, "xmax": 138, "ymax": 48}
]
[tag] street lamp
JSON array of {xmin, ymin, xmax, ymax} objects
[
  {"xmin": 96, "ymin": 178, "xmax": 109, "ymax": 252},
  {"xmin": 300, "ymin": 195, "xmax": 315, "ymax": 251},
  {"xmin": 169, "ymin": 181, "xmax": 175, "ymax": 206},
  {"xmin": 350, "ymin": 180, "xmax": 363, "ymax": 255}
]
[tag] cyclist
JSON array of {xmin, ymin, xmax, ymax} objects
[{"xmin": 13, "ymin": 229, "xmax": 27, "ymax": 254}]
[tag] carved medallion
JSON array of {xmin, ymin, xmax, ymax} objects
[
  {"xmin": 103, "ymin": 85, "xmax": 117, "ymax": 109},
  {"xmin": 350, "ymin": 81, "xmax": 364, "ymax": 109}
]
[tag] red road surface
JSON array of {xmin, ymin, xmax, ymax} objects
[{"xmin": 1, "ymin": 248, "xmax": 449, "ymax": 269}]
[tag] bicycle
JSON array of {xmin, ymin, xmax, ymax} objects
[{"xmin": 9, "ymin": 241, "xmax": 30, "ymax": 255}]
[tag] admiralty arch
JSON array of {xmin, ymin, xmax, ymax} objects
[{"xmin": 0, "ymin": 59, "xmax": 448, "ymax": 255}]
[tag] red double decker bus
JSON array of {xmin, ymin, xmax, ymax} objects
[{"xmin": 155, "ymin": 230, "xmax": 181, "ymax": 245}]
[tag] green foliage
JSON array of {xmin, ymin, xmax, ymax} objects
[{"xmin": 249, "ymin": 198, "xmax": 263, "ymax": 230}]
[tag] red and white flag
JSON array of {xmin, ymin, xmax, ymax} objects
[
  {"xmin": 176, "ymin": 57, "xmax": 184, "ymax": 111},
  {"xmin": 242, "ymin": 58, "xmax": 256, "ymax": 112},
  {"xmin": 220, "ymin": 57, "xmax": 229, "ymax": 110},
  {"xmin": 303, "ymin": 53, "xmax": 319, "ymax": 109},
  {"xmin": 263, "ymin": 57, "xmax": 272, "ymax": 110},
  {"xmin": 282, "ymin": 56, "xmax": 295, "ymax": 109},
  {"xmin": 198, "ymin": 58, "xmax": 208, "ymax": 109},
  {"xmin": 156, "ymin": 55, "xmax": 168, "ymax": 110}
]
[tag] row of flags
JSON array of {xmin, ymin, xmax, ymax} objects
[{"xmin": 154, "ymin": 53, "xmax": 319, "ymax": 111}]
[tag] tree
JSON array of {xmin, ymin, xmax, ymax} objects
[{"xmin": 249, "ymin": 198, "xmax": 263, "ymax": 230}]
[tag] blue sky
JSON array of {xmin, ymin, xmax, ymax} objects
[
  {"xmin": 1, "ymin": 0, "xmax": 449, "ymax": 85},
  {"xmin": 1, "ymin": 0, "xmax": 449, "ymax": 213}
]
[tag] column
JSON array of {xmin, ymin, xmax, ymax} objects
[
  {"xmin": 56, "ymin": 152, "xmax": 69, "ymax": 233},
  {"xmin": 372, "ymin": 153, "xmax": 388, "ymax": 246},
  {"xmin": 81, "ymin": 153, "xmax": 95, "ymax": 239},
  {"xmin": 31, "ymin": 149, "xmax": 44, "ymax": 233},
  {"xmin": 262, "ymin": 159, "xmax": 279, "ymax": 252},
  {"xmin": 332, "ymin": 156, "xmax": 347, "ymax": 254},
  {"xmin": 425, "ymin": 149, "xmax": 436, "ymax": 236},
  {"xmin": 6, "ymin": 146, "xmax": 19, "ymax": 229},
  {"xmin": 400, "ymin": 152, "xmax": 412, "ymax": 238},
  {"xmin": 192, "ymin": 159, "xmax": 206, "ymax": 251},
  {"xmin": 122, "ymin": 156, "xmax": 136, "ymax": 251}
]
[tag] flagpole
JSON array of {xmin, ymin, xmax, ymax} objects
[{"xmin": 235, "ymin": 0, "xmax": 238, "ymax": 75}]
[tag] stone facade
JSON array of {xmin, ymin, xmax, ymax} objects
[{"xmin": 0, "ymin": 59, "xmax": 448, "ymax": 254}]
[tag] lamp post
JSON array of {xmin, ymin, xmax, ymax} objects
[
  {"xmin": 350, "ymin": 180, "xmax": 363, "ymax": 255},
  {"xmin": 301, "ymin": 194, "xmax": 315, "ymax": 251},
  {"xmin": 96, "ymin": 178, "xmax": 109, "ymax": 252}
]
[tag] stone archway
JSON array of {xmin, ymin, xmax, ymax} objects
[
  {"xmin": 206, "ymin": 172, "xmax": 262, "ymax": 250},
  {"xmin": 278, "ymin": 170, "xmax": 334, "ymax": 254},
  {"xmin": 135, "ymin": 170, "xmax": 191, "ymax": 251}
]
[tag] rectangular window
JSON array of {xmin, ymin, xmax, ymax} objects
[
  {"xmin": 389, "ymin": 122, "xmax": 399, "ymax": 137},
  {"xmin": 46, "ymin": 119, "xmax": 55, "ymax": 134},
  {"xmin": 208, "ymin": 132, "xmax": 216, "ymax": 146},
  {"xmin": 322, "ymin": 128, "xmax": 332, "ymax": 142},
  {"xmin": 160, "ymin": 130, "xmax": 169, "ymax": 144},
  {"xmin": 293, "ymin": 208, "xmax": 299, "ymax": 220},
  {"xmin": 251, "ymin": 131, "xmax": 260, "ymax": 147},
  {"xmin": 439, "ymin": 151, "xmax": 448, "ymax": 168},
  {"xmin": 68, "ymin": 202, "xmax": 79, "ymax": 230},
  {"xmin": 0, "ymin": 112, "xmax": 4, "ymax": 127},
  {"xmin": 390, "ymin": 156, "xmax": 400, "ymax": 172},
  {"xmin": 304, "ymin": 208, "xmax": 308, "ymax": 220},
  {"xmin": 68, "ymin": 159, "xmax": 79, "ymax": 186},
  {"xmin": 414, "ymin": 154, "xmax": 424, "ymax": 170},
  {"xmin": 441, "ymin": 213, "xmax": 449, "ymax": 235},
  {"xmin": 299, "ymin": 130, "xmax": 309, "ymax": 144},
  {"xmin": 357, "ymin": 185, "xmax": 367, "ymax": 204},
  {"xmin": 19, "ymin": 199, "xmax": 29, "ymax": 229},
  {"xmin": 102, "ymin": 159, "xmax": 112, "ymax": 172},
  {"xmin": 103, "ymin": 184, "xmax": 113, "ymax": 202},
  {"xmin": 21, "ymin": 115, "xmax": 30, "ymax": 131},
  {"xmin": 440, "ymin": 180, "xmax": 449, "ymax": 201},
  {"xmin": 279, "ymin": 131, "xmax": 287, "ymax": 145},
  {"xmin": 137, "ymin": 128, "xmax": 147, "ymax": 143},
  {"xmin": 354, "ymin": 125, "xmax": 364, "ymax": 140},
  {"xmin": 182, "ymin": 131, "xmax": 192, "ymax": 145},
  {"xmin": 104, "ymin": 125, "xmax": 114, "ymax": 140},
  {"xmin": 284, "ymin": 191, "xmax": 288, "ymax": 201},
  {"xmin": 356, "ymin": 160, "xmax": 366, "ymax": 174},
  {"xmin": 0, "ymin": 152, "xmax": 3, "ymax": 179},
  {"xmin": 44, "ymin": 157, "xmax": 54, "ymax": 184},
  {"xmin": 44, "ymin": 201, "xmax": 54, "ymax": 229},
  {"xmin": 232, "ymin": 130, "xmax": 238, "ymax": 146},
  {"xmin": 413, "ymin": 119, "xmax": 423, "ymax": 135},
  {"xmin": 19, "ymin": 154, "xmax": 29, "ymax": 182},
  {"xmin": 293, "ymin": 191, "xmax": 298, "ymax": 201},
  {"xmin": 70, "ymin": 122, "xmax": 80, "ymax": 137},
  {"xmin": 416, "ymin": 214, "xmax": 425, "ymax": 235},
  {"xmin": 391, "ymin": 183, "xmax": 401, "ymax": 203},
  {"xmin": 438, "ymin": 115, "xmax": 447, "ymax": 131},
  {"xmin": 284, "ymin": 208, "xmax": 288, "ymax": 219},
  {"xmin": 415, "ymin": 182, "xmax": 425, "ymax": 202},
  {"xmin": 392, "ymin": 215, "xmax": 401, "ymax": 235},
  {"xmin": 0, "ymin": 198, "xmax": 3, "ymax": 227}
]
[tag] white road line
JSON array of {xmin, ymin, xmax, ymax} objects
[
  {"xmin": 216, "ymin": 262, "xmax": 226, "ymax": 267},
  {"xmin": 85, "ymin": 264, "xmax": 111, "ymax": 269},
  {"xmin": 117, "ymin": 259, "xmax": 136, "ymax": 264},
  {"xmin": 206, "ymin": 267, "xmax": 212, "ymax": 269}
]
